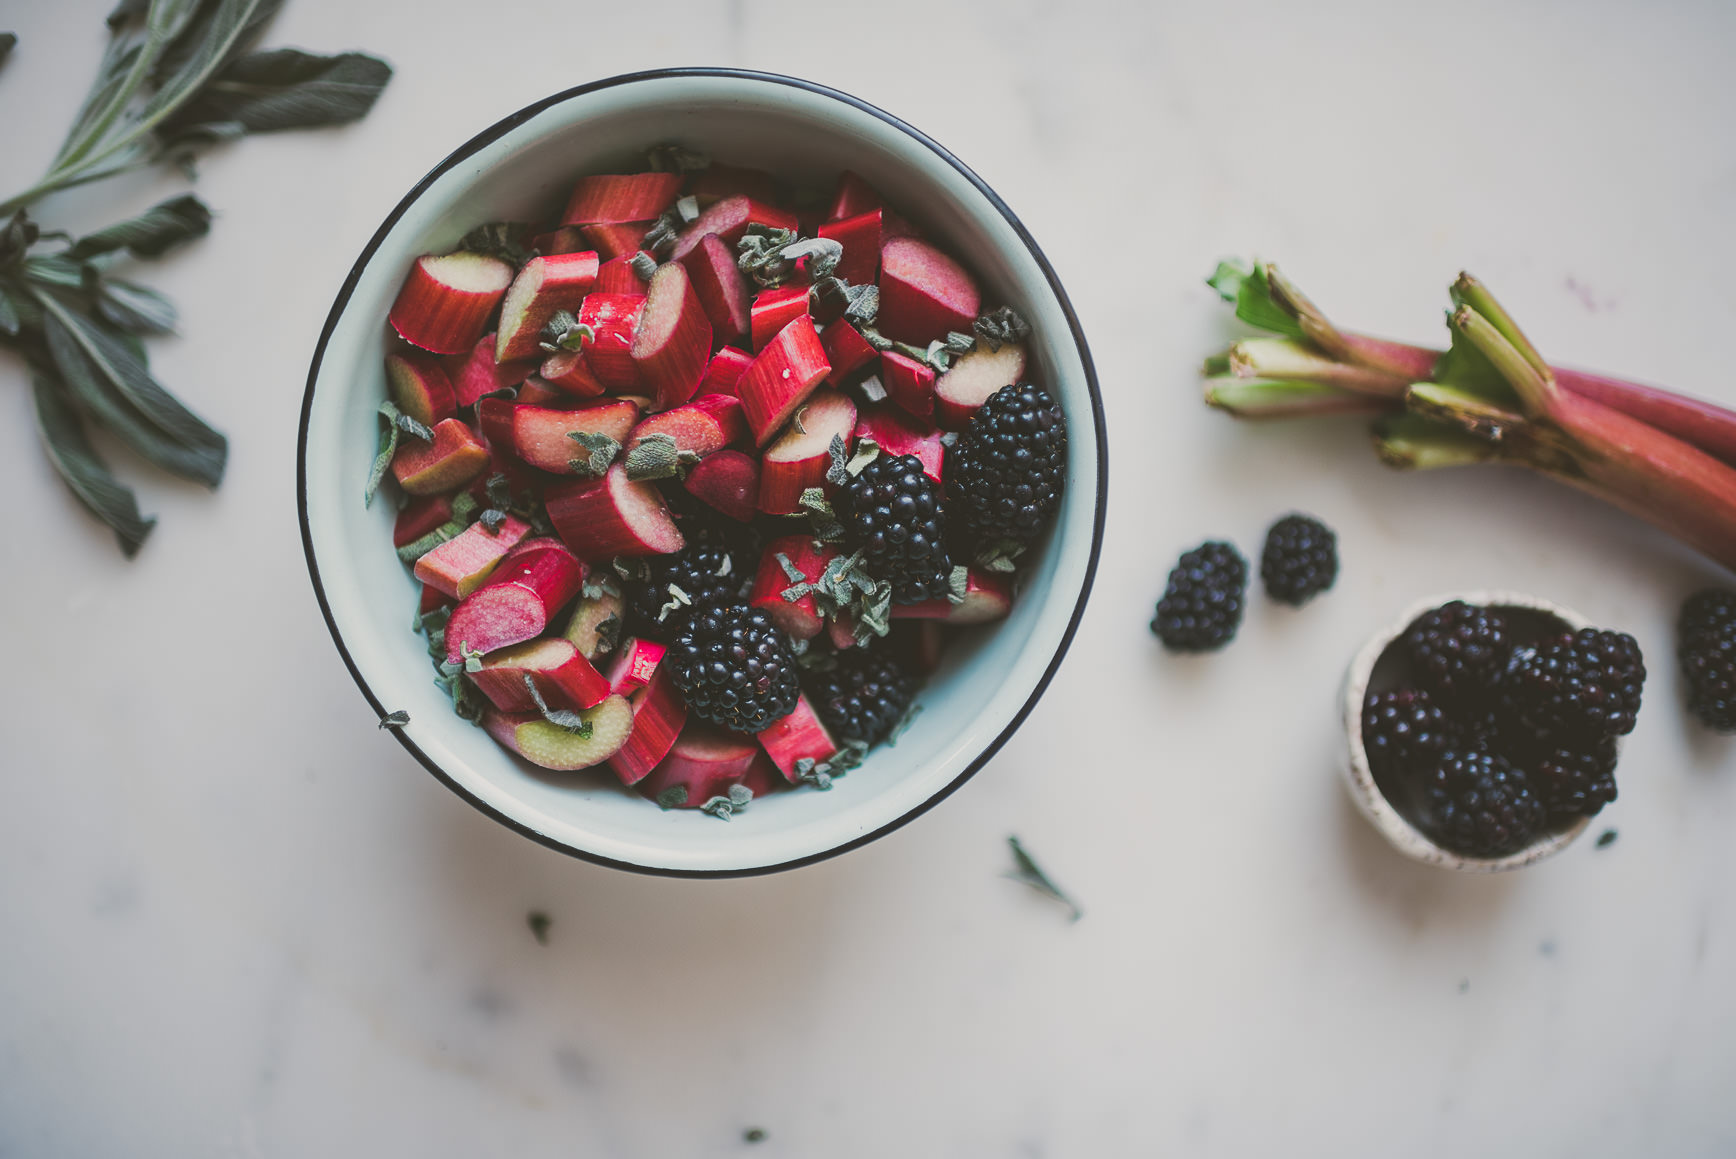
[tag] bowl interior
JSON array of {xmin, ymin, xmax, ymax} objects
[
  {"xmin": 301, "ymin": 72, "xmax": 1102, "ymax": 874},
  {"xmin": 1341, "ymin": 592, "xmax": 1592, "ymax": 872}
]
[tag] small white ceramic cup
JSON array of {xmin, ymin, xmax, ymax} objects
[
  {"xmin": 298, "ymin": 70, "xmax": 1105, "ymax": 876},
  {"xmin": 1342, "ymin": 591, "xmax": 1596, "ymax": 872}
]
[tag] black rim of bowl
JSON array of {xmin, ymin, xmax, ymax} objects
[{"xmin": 297, "ymin": 67, "xmax": 1109, "ymax": 878}]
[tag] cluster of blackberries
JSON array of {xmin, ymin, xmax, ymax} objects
[
  {"xmin": 1363, "ymin": 600, "xmax": 1646, "ymax": 858},
  {"xmin": 1150, "ymin": 513, "xmax": 1338, "ymax": 651}
]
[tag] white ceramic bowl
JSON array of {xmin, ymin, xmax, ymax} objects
[
  {"xmin": 1342, "ymin": 592, "xmax": 1596, "ymax": 872},
  {"xmin": 298, "ymin": 69, "xmax": 1106, "ymax": 876}
]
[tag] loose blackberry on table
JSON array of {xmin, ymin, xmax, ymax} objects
[
  {"xmin": 840, "ymin": 453, "xmax": 953, "ymax": 605},
  {"xmin": 1150, "ymin": 541, "xmax": 1246, "ymax": 652},
  {"xmin": 1260, "ymin": 513, "xmax": 1337, "ymax": 605},
  {"xmin": 944, "ymin": 381, "xmax": 1067, "ymax": 554},
  {"xmin": 667, "ymin": 605, "xmax": 800, "ymax": 735},
  {"xmin": 1678, "ymin": 588, "xmax": 1736, "ymax": 732},
  {"xmin": 805, "ymin": 648, "xmax": 918, "ymax": 746}
]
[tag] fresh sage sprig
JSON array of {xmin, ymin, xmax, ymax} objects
[{"xmin": 0, "ymin": 0, "xmax": 390, "ymax": 556}]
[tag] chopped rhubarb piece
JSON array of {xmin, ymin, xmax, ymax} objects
[
  {"xmin": 631, "ymin": 262, "xmax": 713, "ymax": 410},
  {"xmin": 682, "ymin": 449, "xmax": 760, "ymax": 522},
  {"xmin": 483, "ymin": 696, "xmax": 634, "ymax": 771},
  {"xmin": 512, "ymin": 377, "xmax": 568, "ymax": 408},
  {"xmin": 442, "ymin": 537, "xmax": 586, "ymax": 662},
  {"xmin": 442, "ymin": 333, "xmax": 536, "ymax": 407},
  {"xmin": 594, "ymin": 255, "xmax": 647, "ymax": 295},
  {"xmin": 562, "ymin": 583, "xmax": 626, "ymax": 664},
  {"xmin": 934, "ymin": 342, "xmax": 1026, "ymax": 430},
  {"xmin": 757, "ymin": 694, "xmax": 838, "ymax": 783},
  {"xmin": 471, "ymin": 637, "xmax": 610, "ymax": 712},
  {"xmin": 749, "ymin": 535, "xmax": 840, "ymax": 641},
  {"xmin": 530, "ymin": 225, "xmax": 588, "ymax": 255},
  {"xmin": 560, "ymin": 172, "xmax": 683, "ymax": 226},
  {"xmin": 495, "ymin": 251, "xmax": 600, "ymax": 361},
  {"xmin": 608, "ymin": 666, "xmax": 686, "ymax": 786},
  {"xmin": 385, "ymin": 351, "xmax": 457, "ymax": 426},
  {"xmin": 855, "ymin": 405, "xmax": 945, "ymax": 484},
  {"xmin": 419, "ymin": 583, "xmax": 452, "ymax": 616},
  {"xmin": 476, "ymin": 397, "xmax": 639, "ymax": 475},
  {"xmin": 891, "ymin": 568, "xmax": 1012, "ymax": 624},
  {"xmin": 637, "ymin": 724, "xmax": 760, "ymax": 808},
  {"xmin": 678, "ymin": 233, "xmax": 751, "ymax": 346},
  {"xmin": 539, "ymin": 348, "xmax": 607, "ymax": 398},
  {"xmin": 389, "ymin": 252, "xmax": 514, "ymax": 355},
  {"xmin": 394, "ymin": 493, "xmax": 454, "ymax": 547},
  {"xmin": 605, "ymin": 636, "xmax": 667, "ymax": 696},
  {"xmin": 817, "ymin": 209, "xmax": 881, "ymax": 286},
  {"xmin": 698, "ymin": 346, "xmax": 753, "ymax": 397},
  {"xmin": 670, "ymin": 196, "xmax": 800, "ymax": 261},
  {"xmin": 827, "ymin": 170, "xmax": 881, "ymax": 221},
  {"xmin": 624, "ymin": 394, "xmax": 746, "ymax": 478},
  {"xmin": 821, "ymin": 320, "xmax": 878, "ymax": 387},
  {"xmin": 738, "ymin": 315, "xmax": 832, "ymax": 446},
  {"xmin": 689, "ymin": 163, "xmax": 778, "ymax": 207},
  {"xmin": 879, "ymin": 349, "xmax": 937, "ymax": 421},
  {"xmin": 877, "ymin": 236, "xmax": 980, "ymax": 346},
  {"xmin": 391, "ymin": 417, "xmax": 490, "ymax": 495},
  {"xmin": 546, "ymin": 463, "xmax": 685, "ymax": 558},
  {"xmin": 580, "ymin": 222, "xmax": 655, "ymax": 262},
  {"xmin": 412, "ymin": 514, "xmax": 531, "ymax": 600},
  {"xmin": 759, "ymin": 388, "xmax": 857, "ymax": 514},
  {"xmin": 577, "ymin": 292, "xmax": 646, "ymax": 391},
  {"xmin": 751, "ymin": 285, "xmax": 811, "ymax": 352}
]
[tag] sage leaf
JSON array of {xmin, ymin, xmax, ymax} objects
[
  {"xmin": 22, "ymin": 255, "xmax": 91, "ymax": 290},
  {"xmin": 31, "ymin": 373, "xmax": 156, "ymax": 556},
  {"xmin": 0, "ymin": 33, "xmax": 16, "ymax": 71},
  {"xmin": 0, "ymin": 287, "xmax": 20, "ymax": 337},
  {"xmin": 366, "ymin": 399, "xmax": 402, "ymax": 507},
  {"xmin": 1005, "ymin": 835, "xmax": 1082, "ymax": 922},
  {"xmin": 377, "ymin": 710, "xmax": 409, "ymax": 729},
  {"xmin": 96, "ymin": 278, "xmax": 178, "ymax": 333},
  {"xmin": 68, "ymin": 193, "xmax": 211, "ymax": 259},
  {"xmin": 160, "ymin": 48, "xmax": 392, "ymax": 147},
  {"xmin": 39, "ymin": 293, "xmax": 226, "ymax": 486}
]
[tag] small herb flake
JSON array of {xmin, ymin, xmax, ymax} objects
[
  {"xmin": 1596, "ymin": 829, "xmax": 1618, "ymax": 848},
  {"xmin": 377, "ymin": 710, "xmax": 410, "ymax": 730},
  {"xmin": 527, "ymin": 911, "xmax": 551, "ymax": 945},
  {"xmin": 743, "ymin": 1128, "xmax": 767, "ymax": 1144},
  {"xmin": 1005, "ymin": 835, "xmax": 1082, "ymax": 922}
]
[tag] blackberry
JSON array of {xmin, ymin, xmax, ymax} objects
[
  {"xmin": 805, "ymin": 648, "xmax": 918, "ymax": 745},
  {"xmin": 1529, "ymin": 735, "xmax": 1619, "ymax": 821},
  {"xmin": 626, "ymin": 544, "xmax": 746, "ymax": 639},
  {"xmin": 1402, "ymin": 601, "xmax": 1511, "ymax": 703},
  {"xmin": 1150, "ymin": 541, "xmax": 1247, "ymax": 652},
  {"xmin": 840, "ymin": 453, "xmax": 952, "ymax": 604},
  {"xmin": 1361, "ymin": 688, "xmax": 1458, "ymax": 778},
  {"xmin": 1503, "ymin": 628, "xmax": 1646, "ymax": 739},
  {"xmin": 1418, "ymin": 749, "xmax": 1547, "ymax": 858},
  {"xmin": 1259, "ymin": 513, "xmax": 1338, "ymax": 605},
  {"xmin": 1679, "ymin": 588, "xmax": 1736, "ymax": 732},
  {"xmin": 666, "ymin": 605, "xmax": 800, "ymax": 734},
  {"xmin": 944, "ymin": 381, "xmax": 1067, "ymax": 551}
]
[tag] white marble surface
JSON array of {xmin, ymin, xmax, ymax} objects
[{"xmin": 4, "ymin": 0, "xmax": 1735, "ymax": 1153}]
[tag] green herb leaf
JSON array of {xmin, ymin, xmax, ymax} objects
[
  {"xmin": 366, "ymin": 399, "xmax": 402, "ymax": 506},
  {"xmin": 1205, "ymin": 259, "xmax": 1306, "ymax": 339},
  {"xmin": 22, "ymin": 254, "xmax": 92, "ymax": 289},
  {"xmin": 94, "ymin": 277, "xmax": 177, "ymax": 333},
  {"xmin": 394, "ymin": 411, "xmax": 434, "ymax": 443},
  {"xmin": 566, "ymin": 430, "xmax": 620, "ymax": 479},
  {"xmin": 39, "ymin": 292, "xmax": 226, "ymax": 487},
  {"xmin": 628, "ymin": 251, "xmax": 657, "ymax": 281},
  {"xmin": 973, "ymin": 305, "xmax": 1030, "ymax": 352},
  {"xmin": 824, "ymin": 433, "xmax": 849, "ymax": 486},
  {"xmin": 1005, "ymin": 835, "xmax": 1082, "ymax": 922},
  {"xmin": 456, "ymin": 220, "xmax": 531, "ymax": 266},
  {"xmin": 974, "ymin": 540, "xmax": 1022, "ymax": 574},
  {"xmin": 460, "ymin": 642, "xmax": 486, "ymax": 674},
  {"xmin": 700, "ymin": 783, "xmax": 753, "ymax": 820},
  {"xmin": 886, "ymin": 702, "xmax": 921, "ymax": 746},
  {"xmin": 0, "ymin": 286, "xmax": 20, "ymax": 337},
  {"xmin": 157, "ymin": 48, "xmax": 392, "ymax": 150},
  {"xmin": 539, "ymin": 310, "xmax": 592, "ymax": 353},
  {"xmin": 377, "ymin": 709, "xmax": 409, "ymax": 729},
  {"xmin": 594, "ymin": 611, "xmax": 623, "ymax": 656},
  {"xmin": 623, "ymin": 432, "xmax": 699, "ymax": 481},
  {"xmin": 845, "ymin": 434, "xmax": 879, "ymax": 476},
  {"xmin": 645, "ymin": 142, "xmax": 708, "ymax": 173},
  {"xmin": 527, "ymin": 910, "xmax": 551, "ymax": 945},
  {"xmin": 655, "ymin": 785, "xmax": 688, "ymax": 809},
  {"xmin": 521, "ymin": 674, "xmax": 594, "ymax": 735},
  {"xmin": 31, "ymin": 372, "xmax": 156, "ymax": 556},
  {"xmin": 0, "ymin": 33, "xmax": 16, "ymax": 71},
  {"xmin": 798, "ymin": 486, "xmax": 846, "ymax": 542},
  {"xmin": 68, "ymin": 193, "xmax": 211, "ymax": 259}
]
